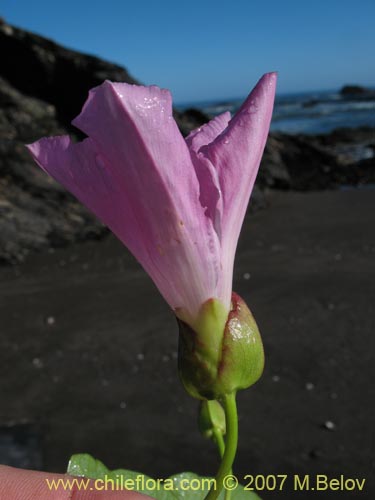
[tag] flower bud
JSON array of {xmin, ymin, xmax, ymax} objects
[{"xmin": 177, "ymin": 292, "xmax": 264, "ymax": 400}]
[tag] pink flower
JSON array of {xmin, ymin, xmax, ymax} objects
[{"xmin": 27, "ymin": 73, "xmax": 276, "ymax": 328}]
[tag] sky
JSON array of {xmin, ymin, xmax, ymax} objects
[{"xmin": 1, "ymin": 0, "xmax": 374, "ymax": 103}]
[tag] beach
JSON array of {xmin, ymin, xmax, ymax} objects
[
  {"xmin": 0, "ymin": 18, "xmax": 374, "ymax": 500},
  {"xmin": 1, "ymin": 188, "xmax": 374, "ymax": 499}
]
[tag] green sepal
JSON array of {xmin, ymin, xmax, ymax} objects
[{"xmin": 178, "ymin": 293, "xmax": 264, "ymax": 400}]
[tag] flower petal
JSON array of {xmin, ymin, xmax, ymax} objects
[
  {"xmin": 184, "ymin": 112, "xmax": 232, "ymax": 246},
  {"xmin": 185, "ymin": 111, "xmax": 231, "ymax": 153},
  {"xmin": 28, "ymin": 83, "xmax": 225, "ymax": 321},
  {"xmin": 26, "ymin": 136, "xmax": 151, "ymax": 260},
  {"xmin": 200, "ymin": 73, "xmax": 276, "ymax": 231},
  {"xmin": 195, "ymin": 73, "xmax": 277, "ymax": 299}
]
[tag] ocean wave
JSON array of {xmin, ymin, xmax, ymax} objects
[{"xmin": 179, "ymin": 89, "xmax": 375, "ymax": 134}]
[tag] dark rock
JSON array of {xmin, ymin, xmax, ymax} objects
[
  {"xmin": 340, "ymin": 85, "xmax": 375, "ymax": 99},
  {"xmin": 341, "ymin": 85, "xmax": 367, "ymax": 95},
  {"xmin": 260, "ymin": 127, "xmax": 375, "ymax": 190},
  {"xmin": 179, "ymin": 107, "xmax": 209, "ymax": 127},
  {"xmin": 313, "ymin": 126, "xmax": 375, "ymax": 146},
  {"xmin": 173, "ymin": 108, "xmax": 210, "ymax": 137},
  {"xmin": 260, "ymin": 133, "xmax": 339, "ymax": 190},
  {"xmin": 351, "ymin": 156, "xmax": 375, "ymax": 185},
  {"xmin": 0, "ymin": 19, "xmax": 207, "ymax": 137},
  {"xmin": 302, "ymin": 99, "xmax": 319, "ymax": 108},
  {"xmin": 309, "ymin": 127, "xmax": 375, "ymax": 166},
  {"xmin": 0, "ymin": 76, "xmax": 106, "ymax": 264},
  {"xmin": 0, "ymin": 20, "xmax": 139, "ymax": 127}
]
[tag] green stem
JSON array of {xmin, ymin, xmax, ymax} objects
[
  {"xmin": 212, "ymin": 428, "xmax": 225, "ymax": 458},
  {"xmin": 205, "ymin": 392, "xmax": 238, "ymax": 500},
  {"xmin": 212, "ymin": 427, "xmax": 232, "ymax": 500},
  {"xmin": 224, "ymin": 477, "xmax": 233, "ymax": 500}
]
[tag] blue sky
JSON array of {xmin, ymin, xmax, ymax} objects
[{"xmin": 1, "ymin": 0, "xmax": 374, "ymax": 102}]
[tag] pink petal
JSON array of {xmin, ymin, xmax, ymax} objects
[
  {"xmin": 27, "ymin": 83, "xmax": 224, "ymax": 320},
  {"xmin": 195, "ymin": 73, "xmax": 277, "ymax": 299},
  {"xmin": 201, "ymin": 73, "xmax": 276, "ymax": 227},
  {"xmin": 26, "ymin": 136, "xmax": 152, "ymax": 260},
  {"xmin": 26, "ymin": 75, "xmax": 276, "ymax": 325},
  {"xmin": 185, "ymin": 112, "xmax": 231, "ymax": 153},
  {"xmin": 184, "ymin": 112, "xmax": 231, "ymax": 245}
]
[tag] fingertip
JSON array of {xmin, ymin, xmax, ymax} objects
[{"xmin": 0, "ymin": 466, "xmax": 149, "ymax": 500}]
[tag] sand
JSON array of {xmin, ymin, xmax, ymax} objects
[{"xmin": 0, "ymin": 189, "xmax": 374, "ymax": 499}]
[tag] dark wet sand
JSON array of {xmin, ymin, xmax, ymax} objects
[{"xmin": 0, "ymin": 189, "xmax": 374, "ymax": 499}]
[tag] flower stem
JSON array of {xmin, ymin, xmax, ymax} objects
[
  {"xmin": 212, "ymin": 410, "xmax": 231, "ymax": 500},
  {"xmin": 204, "ymin": 392, "xmax": 238, "ymax": 500},
  {"xmin": 212, "ymin": 428, "xmax": 225, "ymax": 458},
  {"xmin": 212, "ymin": 424, "xmax": 232, "ymax": 500}
]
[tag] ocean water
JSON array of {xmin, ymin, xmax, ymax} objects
[{"xmin": 177, "ymin": 90, "xmax": 375, "ymax": 135}]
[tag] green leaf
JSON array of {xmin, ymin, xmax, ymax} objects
[
  {"xmin": 67, "ymin": 453, "xmax": 109, "ymax": 478},
  {"xmin": 67, "ymin": 454, "xmax": 261, "ymax": 500},
  {"xmin": 166, "ymin": 473, "xmax": 261, "ymax": 500}
]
